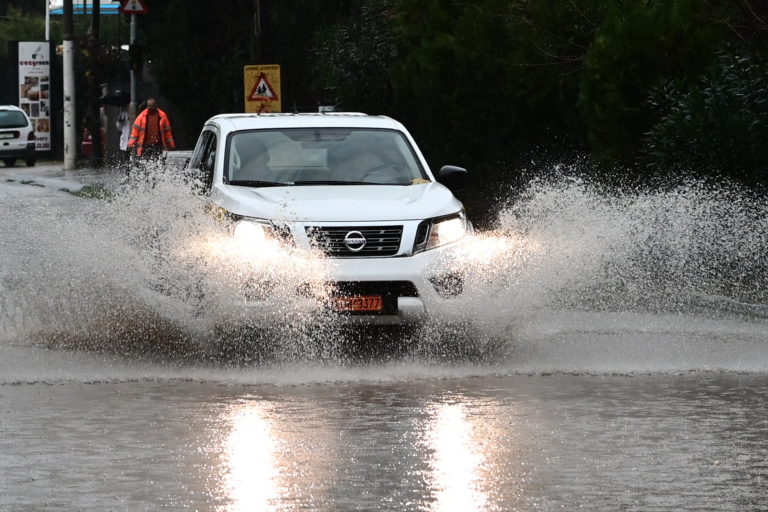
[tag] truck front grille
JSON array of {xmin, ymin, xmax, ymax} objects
[{"xmin": 306, "ymin": 225, "xmax": 402, "ymax": 257}]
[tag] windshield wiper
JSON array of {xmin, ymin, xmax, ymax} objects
[
  {"xmin": 227, "ymin": 180, "xmax": 287, "ymax": 187},
  {"xmin": 292, "ymin": 180, "xmax": 405, "ymax": 186},
  {"xmin": 292, "ymin": 180, "xmax": 374, "ymax": 185}
]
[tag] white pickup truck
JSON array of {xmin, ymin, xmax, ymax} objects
[{"xmin": 186, "ymin": 112, "xmax": 472, "ymax": 325}]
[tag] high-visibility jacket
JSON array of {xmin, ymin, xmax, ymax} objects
[{"xmin": 127, "ymin": 108, "xmax": 175, "ymax": 156}]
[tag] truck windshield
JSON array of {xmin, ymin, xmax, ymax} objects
[{"xmin": 226, "ymin": 128, "xmax": 427, "ymax": 186}]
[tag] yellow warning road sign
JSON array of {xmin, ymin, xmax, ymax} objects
[{"xmin": 244, "ymin": 64, "xmax": 281, "ymax": 113}]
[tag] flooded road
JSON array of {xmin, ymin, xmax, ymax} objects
[
  {"xmin": 1, "ymin": 169, "xmax": 767, "ymax": 510},
  {"xmin": 2, "ymin": 372, "xmax": 767, "ymax": 511}
]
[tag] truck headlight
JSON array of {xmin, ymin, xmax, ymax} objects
[
  {"xmin": 232, "ymin": 219, "xmax": 276, "ymax": 243},
  {"xmin": 420, "ymin": 211, "xmax": 470, "ymax": 252}
]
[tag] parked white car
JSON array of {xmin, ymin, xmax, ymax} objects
[
  {"xmin": 186, "ymin": 112, "xmax": 472, "ymax": 325},
  {"xmin": 0, "ymin": 105, "xmax": 36, "ymax": 167}
]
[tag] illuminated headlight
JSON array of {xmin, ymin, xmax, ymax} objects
[
  {"xmin": 425, "ymin": 212, "xmax": 470, "ymax": 251},
  {"xmin": 232, "ymin": 218, "xmax": 278, "ymax": 243}
]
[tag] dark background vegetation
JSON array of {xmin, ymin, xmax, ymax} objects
[{"xmin": 2, "ymin": 0, "xmax": 766, "ymax": 220}]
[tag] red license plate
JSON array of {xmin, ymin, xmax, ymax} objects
[{"xmin": 332, "ymin": 295, "xmax": 384, "ymax": 312}]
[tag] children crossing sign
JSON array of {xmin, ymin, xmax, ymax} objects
[
  {"xmin": 244, "ymin": 64, "xmax": 281, "ymax": 113},
  {"xmin": 120, "ymin": 0, "xmax": 148, "ymax": 14},
  {"xmin": 248, "ymin": 74, "xmax": 278, "ymax": 101}
]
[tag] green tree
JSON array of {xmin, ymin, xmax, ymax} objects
[
  {"xmin": 140, "ymin": 0, "xmax": 254, "ymax": 145},
  {"xmin": 642, "ymin": 50, "xmax": 768, "ymax": 185},
  {"xmin": 579, "ymin": 0, "xmax": 726, "ymax": 162},
  {"xmin": 258, "ymin": 0, "xmax": 353, "ymax": 110},
  {"xmin": 391, "ymin": 0, "xmax": 518, "ymax": 166},
  {"xmin": 140, "ymin": 0, "xmax": 352, "ymax": 145},
  {"xmin": 388, "ymin": 0, "xmax": 608, "ymax": 172},
  {"xmin": 0, "ymin": 6, "xmax": 46, "ymax": 58},
  {"xmin": 310, "ymin": 0, "xmax": 396, "ymax": 113}
]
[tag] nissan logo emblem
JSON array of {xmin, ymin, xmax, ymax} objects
[{"xmin": 343, "ymin": 231, "xmax": 367, "ymax": 252}]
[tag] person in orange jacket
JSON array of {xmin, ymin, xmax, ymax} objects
[{"xmin": 127, "ymin": 98, "xmax": 175, "ymax": 161}]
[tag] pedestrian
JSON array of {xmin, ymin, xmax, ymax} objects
[
  {"xmin": 115, "ymin": 106, "xmax": 131, "ymax": 170},
  {"xmin": 127, "ymin": 98, "xmax": 175, "ymax": 163}
]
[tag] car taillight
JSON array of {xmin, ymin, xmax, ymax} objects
[{"xmin": 27, "ymin": 131, "xmax": 35, "ymax": 141}]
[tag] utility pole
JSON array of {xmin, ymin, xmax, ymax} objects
[
  {"xmin": 63, "ymin": 0, "xmax": 76, "ymax": 170},
  {"xmin": 121, "ymin": 0, "xmax": 148, "ymax": 123},
  {"xmin": 129, "ymin": 14, "xmax": 137, "ymax": 122},
  {"xmin": 45, "ymin": 0, "xmax": 50, "ymax": 41}
]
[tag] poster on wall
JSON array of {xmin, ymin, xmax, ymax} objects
[{"xmin": 18, "ymin": 41, "xmax": 51, "ymax": 152}]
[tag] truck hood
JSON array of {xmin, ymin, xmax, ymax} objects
[{"xmin": 212, "ymin": 183, "xmax": 463, "ymax": 222}]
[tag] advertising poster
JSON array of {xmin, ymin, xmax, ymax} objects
[{"xmin": 18, "ymin": 41, "xmax": 51, "ymax": 152}]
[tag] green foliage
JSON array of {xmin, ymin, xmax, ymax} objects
[
  {"xmin": 0, "ymin": 6, "xmax": 46, "ymax": 58},
  {"xmin": 642, "ymin": 50, "xmax": 768, "ymax": 185},
  {"xmin": 390, "ymin": 0, "xmax": 522, "ymax": 165},
  {"xmin": 381, "ymin": 0, "xmax": 611, "ymax": 175},
  {"xmin": 4, "ymin": 0, "xmax": 766, "ymax": 188},
  {"xmin": 141, "ymin": 0, "xmax": 254, "ymax": 144},
  {"xmin": 501, "ymin": 0, "xmax": 606, "ymax": 137},
  {"xmin": 579, "ymin": 0, "xmax": 725, "ymax": 162},
  {"xmin": 310, "ymin": 0, "xmax": 396, "ymax": 113},
  {"xmin": 141, "ymin": 0, "xmax": 352, "ymax": 144},
  {"xmin": 259, "ymin": 0, "xmax": 352, "ymax": 109}
]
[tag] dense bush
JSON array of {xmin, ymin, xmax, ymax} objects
[
  {"xmin": 310, "ymin": 0, "xmax": 396, "ymax": 114},
  {"xmin": 386, "ymin": 0, "xmax": 605, "ymax": 174},
  {"xmin": 642, "ymin": 50, "xmax": 768, "ymax": 186},
  {"xmin": 578, "ymin": 0, "xmax": 724, "ymax": 162}
]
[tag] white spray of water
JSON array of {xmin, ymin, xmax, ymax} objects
[
  {"xmin": 1, "ymin": 165, "xmax": 766, "ymax": 374},
  {"xmin": 437, "ymin": 175, "xmax": 768, "ymax": 371},
  {"xmin": 0, "ymin": 165, "xmax": 341, "ymax": 361}
]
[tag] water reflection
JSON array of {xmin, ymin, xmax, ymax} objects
[
  {"xmin": 426, "ymin": 402, "xmax": 487, "ymax": 512},
  {"xmin": 224, "ymin": 402, "xmax": 279, "ymax": 512}
]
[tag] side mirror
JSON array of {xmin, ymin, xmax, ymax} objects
[{"xmin": 437, "ymin": 165, "xmax": 468, "ymax": 191}]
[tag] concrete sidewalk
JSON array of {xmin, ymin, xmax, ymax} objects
[
  {"xmin": 0, "ymin": 160, "xmax": 123, "ymax": 192},
  {"xmin": 0, "ymin": 150, "xmax": 191, "ymax": 192}
]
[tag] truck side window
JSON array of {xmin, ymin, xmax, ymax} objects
[
  {"xmin": 200, "ymin": 133, "xmax": 217, "ymax": 191},
  {"xmin": 189, "ymin": 130, "xmax": 217, "ymax": 193}
]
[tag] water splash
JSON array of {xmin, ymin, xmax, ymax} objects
[
  {"xmin": 489, "ymin": 175, "xmax": 767, "ymax": 316},
  {"xmin": 0, "ymin": 164, "xmax": 341, "ymax": 362},
  {"xmin": 1, "ymin": 163, "xmax": 766, "ymax": 372},
  {"xmin": 438, "ymin": 173, "xmax": 768, "ymax": 371}
]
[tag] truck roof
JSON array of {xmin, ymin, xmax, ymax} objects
[{"xmin": 206, "ymin": 112, "xmax": 404, "ymax": 132}]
